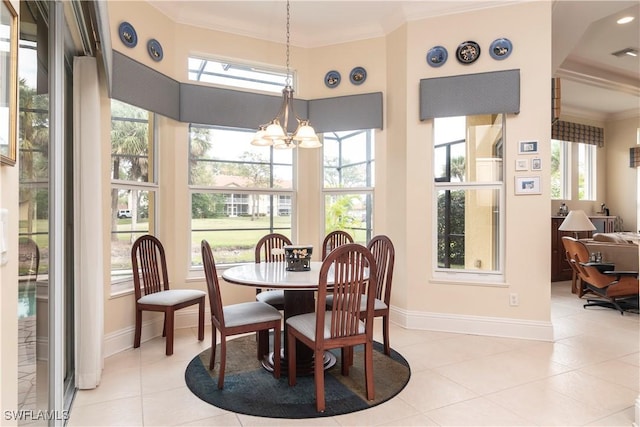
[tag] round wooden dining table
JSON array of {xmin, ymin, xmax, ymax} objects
[{"xmin": 221, "ymin": 261, "xmax": 336, "ymax": 375}]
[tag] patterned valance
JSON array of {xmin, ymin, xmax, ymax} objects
[{"xmin": 552, "ymin": 120, "xmax": 604, "ymax": 147}]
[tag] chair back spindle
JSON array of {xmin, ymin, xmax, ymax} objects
[
  {"xmin": 318, "ymin": 244, "xmax": 376, "ymax": 341},
  {"xmin": 367, "ymin": 235, "xmax": 395, "ymax": 304},
  {"xmin": 321, "ymin": 230, "xmax": 354, "ymax": 260},
  {"xmin": 202, "ymin": 240, "xmax": 225, "ymax": 327},
  {"xmin": 132, "ymin": 235, "xmax": 170, "ymax": 300},
  {"xmin": 255, "ymin": 233, "xmax": 292, "ymax": 263}
]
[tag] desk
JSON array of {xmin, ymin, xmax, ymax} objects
[{"xmin": 222, "ymin": 261, "xmax": 335, "ymax": 375}]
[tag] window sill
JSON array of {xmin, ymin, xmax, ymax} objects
[
  {"xmin": 430, "ymin": 272, "xmax": 507, "ymax": 287},
  {"xmin": 110, "ymin": 279, "xmax": 134, "ymax": 298},
  {"xmin": 186, "ymin": 262, "xmax": 249, "ymax": 282}
]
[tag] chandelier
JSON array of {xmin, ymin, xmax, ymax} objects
[{"xmin": 251, "ymin": 0, "xmax": 321, "ymax": 149}]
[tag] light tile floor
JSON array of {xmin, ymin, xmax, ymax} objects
[{"xmin": 69, "ymin": 282, "xmax": 639, "ymax": 426}]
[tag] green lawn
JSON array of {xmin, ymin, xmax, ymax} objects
[
  {"xmin": 26, "ymin": 216, "xmax": 370, "ymax": 269},
  {"xmin": 191, "ymin": 216, "xmax": 292, "ymax": 248}
]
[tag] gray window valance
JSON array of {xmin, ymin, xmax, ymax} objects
[
  {"xmin": 111, "ymin": 51, "xmax": 383, "ymax": 132},
  {"xmin": 419, "ymin": 69, "xmax": 520, "ymax": 120},
  {"xmin": 552, "ymin": 120, "xmax": 604, "ymax": 147}
]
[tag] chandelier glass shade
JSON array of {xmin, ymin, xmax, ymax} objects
[{"xmin": 251, "ymin": 1, "xmax": 321, "ymax": 149}]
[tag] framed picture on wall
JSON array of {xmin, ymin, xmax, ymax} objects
[
  {"xmin": 515, "ymin": 158, "xmax": 528, "ymax": 171},
  {"xmin": 531, "ymin": 157, "xmax": 542, "ymax": 170},
  {"xmin": 515, "ymin": 176, "xmax": 541, "ymax": 195},
  {"xmin": 518, "ymin": 140, "xmax": 538, "ymax": 154}
]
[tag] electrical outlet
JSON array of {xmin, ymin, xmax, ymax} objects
[{"xmin": 509, "ymin": 293, "xmax": 519, "ymax": 306}]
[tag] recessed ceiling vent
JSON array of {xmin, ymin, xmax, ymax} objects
[{"xmin": 611, "ymin": 47, "xmax": 638, "ymax": 57}]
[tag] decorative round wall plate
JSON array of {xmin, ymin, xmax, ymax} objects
[
  {"xmin": 426, "ymin": 46, "xmax": 448, "ymax": 67},
  {"xmin": 489, "ymin": 38, "xmax": 513, "ymax": 60},
  {"xmin": 118, "ymin": 22, "xmax": 138, "ymax": 48},
  {"xmin": 349, "ymin": 66, "xmax": 367, "ymax": 85},
  {"xmin": 147, "ymin": 39, "xmax": 163, "ymax": 62},
  {"xmin": 325, "ymin": 70, "xmax": 341, "ymax": 88},
  {"xmin": 456, "ymin": 41, "xmax": 481, "ymax": 64}
]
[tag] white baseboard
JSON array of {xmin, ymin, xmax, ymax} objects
[
  {"xmin": 105, "ymin": 305, "xmax": 554, "ymax": 358},
  {"xmin": 389, "ymin": 306, "xmax": 554, "ymax": 342},
  {"xmin": 104, "ymin": 307, "xmax": 206, "ymax": 358}
]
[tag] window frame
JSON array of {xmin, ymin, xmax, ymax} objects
[
  {"xmin": 109, "ymin": 101, "xmax": 158, "ymax": 294},
  {"xmin": 187, "ymin": 55, "xmax": 289, "ymax": 95},
  {"xmin": 577, "ymin": 142, "xmax": 596, "ymax": 201},
  {"xmin": 322, "ymin": 129, "xmax": 375, "ymax": 245},
  {"xmin": 551, "ymin": 138, "xmax": 598, "ymax": 202},
  {"xmin": 551, "ymin": 139, "xmax": 570, "ymax": 200},
  {"xmin": 188, "ymin": 124, "xmax": 296, "ymax": 270},
  {"xmin": 431, "ymin": 115, "xmax": 506, "ymax": 282}
]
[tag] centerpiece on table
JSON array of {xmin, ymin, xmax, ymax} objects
[{"xmin": 284, "ymin": 245, "xmax": 313, "ymax": 271}]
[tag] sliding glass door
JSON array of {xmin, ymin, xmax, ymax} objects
[{"xmin": 17, "ymin": 1, "xmax": 76, "ymax": 423}]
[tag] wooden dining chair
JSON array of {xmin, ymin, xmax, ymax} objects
[
  {"xmin": 201, "ymin": 240, "xmax": 282, "ymax": 389},
  {"xmin": 131, "ymin": 235, "xmax": 205, "ymax": 356},
  {"xmin": 287, "ymin": 243, "xmax": 377, "ymax": 412},
  {"xmin": 254, "ymin": 233, "xmax": 292, "ymax": 310},
  {"xmin": 364, "ymin": 235, "xmax": 395, "ymax": 355},
  {"xmin": 321, "ymin": 230, "xmax": 354, "ymax": 260},
  {"xmin": 327, "ymin": 235, "xmax": 396, "ymax": 356}
]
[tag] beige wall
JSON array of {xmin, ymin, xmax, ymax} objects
[
  {"xmin": 102, "ymin": 1, "xmax": 555, "ymax": 348},
  {"xmin": 605, "ymin": 116, "xmax": 639, "ymax": 232},
  {"xmin": 399, "ymin": 2, "xmax": 552, "ymax": 321}
]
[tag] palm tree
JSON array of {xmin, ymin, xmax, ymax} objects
[
  {"xmin": 450, "ymin": 155, "xmax": 466, "ymax": 181},
  {"xmin": 188, "ymin": 125, "xmax": 215, "ymax": 185}
]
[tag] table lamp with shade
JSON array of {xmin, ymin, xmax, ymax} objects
[{"xmin": 558, "ymin": 210, "xmax": 596, "ymax": 238}]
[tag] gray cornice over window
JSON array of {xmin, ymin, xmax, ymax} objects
[
  {"xmin": 420, "ymin": 69, "xmax": 520, "ymax": 119},
  {"xmin": 111, "ymin": 51, "xmax": 383, "ymax": 132}
]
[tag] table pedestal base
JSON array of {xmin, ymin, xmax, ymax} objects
[{"xmin": 261, "ymin": 349, "xmax": 337, "ymax": 376}]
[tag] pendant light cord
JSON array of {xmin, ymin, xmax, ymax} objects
[{"xmin": 285, "ymin": 0, "xmax": 291, "ymax": 87}]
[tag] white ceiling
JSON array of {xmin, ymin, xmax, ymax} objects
[{"xmin": 148, "ymin": 0, "xmax": 640, "ymax": 120}]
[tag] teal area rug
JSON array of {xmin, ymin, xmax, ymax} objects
[{"xmin": 184, "ymin": 334, "xmax": 410, "ymax": 418}]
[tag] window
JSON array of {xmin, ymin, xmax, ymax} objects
[
  {"xmin": 110, "ymin": 100, "xmax": 157, "ymax": 290},
  {"xmin": 550, "ymin": 139, "xmax": 569, "ymax": 200},
  {"xmin": 18, "ymin": 45, "xmax": 49, "ymax": 280},
  {"xmin": 551, "ymin": 139, "xmax": 596, "ymax": 201},
  {"xmin": 189, "ymin": 125, "xmax": 294, "ymax": 266},
  {"xmin": 433, "ymin": 115, "xmax": 504, "ymax": 278},
  {"xmin": 577, "ymin": 142, "xmax": 596, "ymax": 200},
  {"xmin": 188, "ymin": 56, "xmax": 287, "ymax": 94},
  {"xmin": 323, "ymin": 130, "xmax": 375, "ymax": 244}
]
